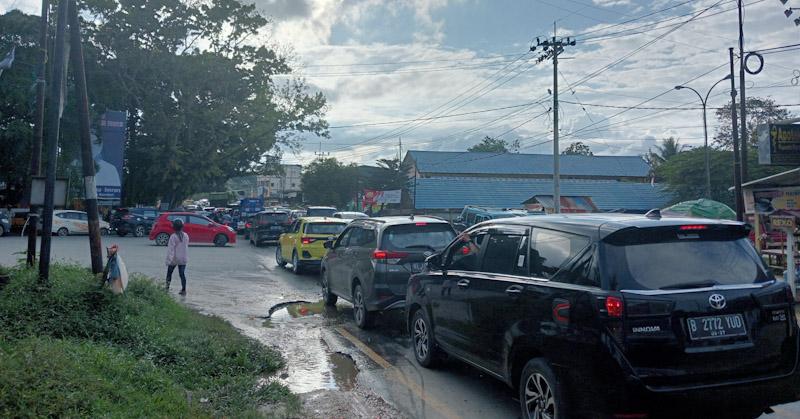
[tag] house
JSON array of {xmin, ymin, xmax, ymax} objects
[
  {"xmin": 402, "ymin": 150, "xmax": 671, "ymax": 215},
  {"xmin": 257, "ymin": 164, "xmax": 302, "ymax": 201}
]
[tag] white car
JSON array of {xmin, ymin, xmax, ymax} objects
[
  {"xmin": 332, "ymin": 211, "xmax": 369, "ymax": 221},
  {"xmin": 49, "ymin": 210, "xmax": 110, "ymax": 237}
]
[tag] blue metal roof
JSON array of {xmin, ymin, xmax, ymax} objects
[
  {"xmin": 413, "ymin": 177, "xmax": 673, "ymax": 211},
  {"xmin": 407, "ymin": 150, "xmax": 650, "ymax": 178}
]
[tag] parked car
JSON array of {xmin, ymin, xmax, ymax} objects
[
  {"xmin": 276, "ymin": 217, "xmax": 347, "ymax": 274},
  {"xmin": 149, "ymin": 212, "xmax": 236, "ymax": 246},
  {"xmin": 407, "ymin": 213, "xmax": 799, "ymax": 419},
  {"xmin": 332, "ymin": 211, "xmax": 369, "ymax": 220},
  {"xmin": 0, "ymin": 209, "xmax": 10, "ymax": 236},
  {"xmin": 248, "ymin": 210, "xmax": 290, "ymax": 246},
  {"xmin": 321, "ymin": 216, "xmax": 456, "ymax": 328},
  {"xmin": 110, "ymin": 207, "xmax": 159, "ymax": 237},
  {"xmin": 453, "ymin": 205, "xmax": 529, "ymax": 231},
  {"xmin": 289, "ymin": 209, "xmax": 306, "ymax": 223},
  {"xmin": 306, "ymin": 206, "xmax": 337, "ymax": 217},
  {"xmin": 48, "ymin": 210, "xmax": 110, "ymax": 236}
]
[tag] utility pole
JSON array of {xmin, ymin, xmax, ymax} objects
[
  {"xmin": 27, "ymin": 0, "xmax": 49, "ymax": 267},
  {"xmin": 39, "ymin": 0, "xmax": 69, "ymax": 281},
  {"xmin": 398, "ymin": 137, "xmax": 403, "ymax": 162},
  {"xmin": 737, "ymin": 0, "xmax": 748, "ymax": 182},
  {"xmin": 532, "ymin": 23, "xmax": 575, "ymax": 214},
  {"xmin": 69, "ymin": 0, "xmax": 103, "ymax": 274},
  {"xmin": 314, "ymin": 142, "xmax": 329, "ymax": 157},
  {"xmin": 728, "ymin": 47, "xmax": 744, "ymax": 222}
]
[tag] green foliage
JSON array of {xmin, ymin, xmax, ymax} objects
[
  {"xmin": 369, "ymin": 158, "xmax": 410, "ymax": 190},
  {"xmin": 655, "ymin": 147, "xmax": 794, "ymax": 206},
  {"xmin": 301, "ymin": 157, "xmax": 358, "ymax": 208},
  {"xmin": 644, "ymin": 137, "xmax": 685, "ymax": 172},
  {"xmin": 561, "ymin": 141, "xmax": 593, "ymax": 156},
  {"xmin": 0, "ymin": 264, "xmax": 296, "ymax": 417},
  {"xmin": 714, "ymin": 97, "xmax": 793, "ymax": 149},
  {"xmin": 467, "ymin": 136, "xmax": 519, "ymax": 153}
]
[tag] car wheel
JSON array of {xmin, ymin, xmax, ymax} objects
[
  {"xmin": 353, "ymin": 283, "xmax": 373, "ymax": 329},
  {"xmin": 214, "ymin": 234, "xmax": 228, "ymax": 247},
  {"xmin": 100, "ymin": 228, "xmax": 109, "ymax": 236},
  {"xmin": 291, "ymin": 251, "xmax": 303, "ymax": 274},
  {"xmin": 322, "ymin": 269, "xmax": 338, "ymax": 306},
  {"xmin": 412, "ymin": 308, "xmax": 440, "ymax": 368},
  {"xmin": 520, "ymin": 358, "xmax": 566, "ymax": 419},
  {"xmin": 57, "ymin": 227, "xmax": 69, "ymax": 237},
  {"xmin": 134, "ymin": 225, "xmax": 146, "ymax": 237},
  {"xmin": 155, "ymin": 232, "xmax": 170, "ymax": 246},
  {"xmin": 0, "ymin": 224, "xmax": 5, "ymax": 236},
  {"xmin": 276, "ymin": 246, "xmax": 287, "ymax": 267}
]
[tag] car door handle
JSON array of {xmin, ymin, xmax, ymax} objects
[
  {"xmin": 456, "ymin": 279, "xmax": 470, "ymax": 288},
  {"xmin": 506, "ymin": 285, "xmax": 524, "ymax": 296}
]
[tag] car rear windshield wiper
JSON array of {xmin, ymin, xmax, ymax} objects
[
  {"xmin": 404, "ymin": 244, "xmax": 437, "ymax": 252},
  {"xmin": 659, "ymin": 280, "xmax": 720, "ymax": 290}
]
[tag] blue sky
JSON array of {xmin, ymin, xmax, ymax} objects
[{"xmin": 2, "ymin": 0, "xmax": 799, "ymax": 165}]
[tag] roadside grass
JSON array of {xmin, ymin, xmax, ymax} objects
[{"xmin": 0, "ymin": 263, "xmax": 297, "ymax": 417}]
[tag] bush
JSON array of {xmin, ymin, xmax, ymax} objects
[{"xmin": 0, "ymin": 264, "xmax": 295, "ymax": 417}]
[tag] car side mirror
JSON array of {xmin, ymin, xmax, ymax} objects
[
  {"xmin": 425, "ymin": 253, "xmax": 443, "ymax": 271},
  {"xmin": 454, "ymin": 217, "xmax": 463, "ymax": 223},
  {"xmin": 323, "ymin": 240, "xmax": 334, "ymax": 249}
]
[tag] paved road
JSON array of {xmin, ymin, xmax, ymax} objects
[{"xmin": 2, "ymin": 234, "xmax": 799, "ymax": 419}]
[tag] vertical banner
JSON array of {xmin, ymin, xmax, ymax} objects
[{"xmin": 95, "ymin": 111, "xmax": 126, "ymax": 201}]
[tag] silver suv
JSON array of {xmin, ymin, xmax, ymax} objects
[{"xmin": 321, "ymin": 216, "xmax": 456, "ymax": 328}]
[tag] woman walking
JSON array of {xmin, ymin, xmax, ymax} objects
[{"xmin": 166, "ymin": 218, "xmax": 189, "ymax": 295}]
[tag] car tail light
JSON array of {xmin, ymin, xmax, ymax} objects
[
  {"xmin": 372, "ymin": 250, "xmax": 408, "ymax": 264},
  {"xmin": 679, "ymin": 224, "xmax": 707, "ymax": 231},
  {"xmin": 246, "ymin": 223, "xmax": 251, "ymax": 228},
  {"xmin": 606, "ymin": 296, "xmax": 624, "ymax": 318},
  {"xmin": 415, "ymin": 222, "xmax": 427, "ymax": 226},
  {"xmin": 301, "ymin": 237, "xmax": 317, "ymax": 245}
]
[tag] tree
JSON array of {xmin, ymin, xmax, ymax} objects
[
  {"xmin": 644, "ymin": 137, "xmax": 685, "ymax": 171},
  {"xmin": 656, "ymin": 148, "xmax": 793, "ymax": 206},
  {"xmin": 561, "ymin": 142, "xmax": 593, "ymax": 156},
  {"xmin": 467, "ymin": 136, "xmax": 520, "ymax": 153},
  {"xmin": 301, "ymin": 158, "xmax": 358, "ymax": 208},
  {"xmin": 370, "ymin": 158, "xmax": 410, "ymax": 190},
  {"xmin": 714, "ymin": 97, "xmax": 793, "ymax": 149}
]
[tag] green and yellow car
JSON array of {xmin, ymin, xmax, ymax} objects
[{"xmin": 277, "ymin": 217, "xmax": 348, "ymax": 274}]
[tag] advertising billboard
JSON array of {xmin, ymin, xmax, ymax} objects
[
  {"xmin": 758, "ymin": 123, "xmax": 800, "ymax": 165},
  {"xmin": 95, "ymin": 111, "xmax": 127, "ymax": 201}
]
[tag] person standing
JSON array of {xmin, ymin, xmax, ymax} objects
[{"xmin": 166, "ymin": 218, "xmax": 189, "ymax": 295}]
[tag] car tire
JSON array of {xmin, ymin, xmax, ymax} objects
[
  {"xmin": 214, "ymin": 234, "xmax": 228, "ymax": 247},
  {"xmin": 134, "ymin": 225, "xmax": 146, "ymax": 237},
  {"xmin": 291, "ymin": 251, "xmax": 303, "ymax": 274},
  {"xmin": 352, "ymin": 283, "xmax": 373, "ymax": 329},
  {"xmin": 155, "ymin": 232, "xmax": 170, "ymax": 246},
  {"xmin": 276, "ymin": 246, "xmax": 287, "ymax": 267},
  {"xmin": 0, "ymin": 224, "xmax": 5, "ymax": 236},
  {"xmin": 322, "ymin": 269, "xmax": 338, "ymax": 306},
  {"xmin": 100, "ymin": 228, "xmax": 109, "ymax": 236},
  {"xmin": 519, "ymin": 358, "xmax": 567, "ymax": 419},
  {"xmin": 412, "ymin": 308, "xmax": 440, "ymax": 368},
  {"xmin": 57, "ymin": 227, "xmax": 69, "ymax": 237}
]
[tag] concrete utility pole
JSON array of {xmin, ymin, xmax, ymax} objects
[
  {"xmin": 27, "ymin": 0, "xmax": 49, "ymax": 267},
  {"xmin": 532, "ymin": 23, "xmax": 576, "ymax": 214},
  {"xmin": 728, "ymin": 47, "xmax": 744, "ymax": 222},
  {"xmin": 737, "ymin": 0, "xmax": 748, "ymax": 182},
  {"xmin": 39, "ymin": 0, "xmax": 69, "ymax": 281},
  {"xmin": 69, "ymin": 0, "xmax": 103, "ymax": 274}
]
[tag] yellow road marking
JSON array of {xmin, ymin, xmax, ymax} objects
[{"xmin": 335, "ymin": 326, "xmax": 461, "ymax": 419}]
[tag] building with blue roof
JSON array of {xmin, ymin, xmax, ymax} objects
[{"xmin": 402, "ymin": 150, "xmax": 672, "ymax": 213}]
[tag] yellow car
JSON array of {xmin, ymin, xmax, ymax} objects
[{"xmin": 277, "ymin": 217, "xmax": 348, "ymax": 274}]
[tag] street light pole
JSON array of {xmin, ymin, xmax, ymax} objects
[{"xmin": 674, "ymin": 74, "xmax": 731, "ymax": 199}]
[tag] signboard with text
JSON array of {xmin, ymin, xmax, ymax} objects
[
  {"xmin": 746, "ymin": 187, "xmax": 800, "ymax": 214},
  {"xmin": 758, "ymin": 123, "xmax": 800, "ymax": 165},
  {"xmin": 95, "ymin": 111, "xmax": 127, "ymax": 201}
]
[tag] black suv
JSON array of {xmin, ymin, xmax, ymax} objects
[
  {"xmin": 111, "ymin": 207, "xmax": 159, "ymax": 237},
  {"xmin": 248, "ymin": 210, "xmax": 290, "ymax": 246},
  {"xmin": 406, "ymin": 214, "xmax": 799, "ymax": 418},
  {"xmin": 321, "ymin": 216, "xmax": 456, "ymax": 328}
]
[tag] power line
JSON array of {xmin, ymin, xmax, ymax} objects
[{"xmin": 299, "ymin": 52, "xmax": 523, "ymax": 67}]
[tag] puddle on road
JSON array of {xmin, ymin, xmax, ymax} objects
[{"xmin": 260, "ymin": 300, "xmax": 357, "ymax": 393}]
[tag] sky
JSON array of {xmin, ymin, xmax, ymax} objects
[{"xmin": 2, "ymin": 0, "xmax": 799, "ymax": 166}]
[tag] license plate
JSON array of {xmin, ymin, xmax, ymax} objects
[
  {"xmin": 270, "ymin": 226, "xmax": 283, "ymax": 231},
  {"xmin": 686, "ymin": 314, "xmax": 747, "ymax": 340},
  {"xmin": 409, "ymin": 262, "xmax": 425, "ymax": 273}
]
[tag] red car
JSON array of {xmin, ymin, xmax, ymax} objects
[{"xmin": 149, "ymin": 212, "xmax": 236, "ymax": 247}]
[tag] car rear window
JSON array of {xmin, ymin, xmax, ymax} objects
[
  {"xmin": 258, "ymin": 213, "xmax": 288, "ymax": 224},
  {"xmin": 602, "ymin": 227, "xmax": 772, "ymax": 290},
  {"xmin": 305, "ymin": 222, "xmax": 346, "ymax": 235},
  {"xmin": 307, "ymin": 208, "xmax": 337, "ymax": 217},
  {"xmin": 381, "ymin": 223, "xmax": 456, "ymax": 252}
]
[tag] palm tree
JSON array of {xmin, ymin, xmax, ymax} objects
[{"xmin": 645, "ymin": 137, "xmax": 686, "ymax": 169}]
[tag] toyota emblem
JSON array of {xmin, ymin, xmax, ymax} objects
[{"xmin": 708, "ymin": 294, "xmax": 726, "ymax": 310}]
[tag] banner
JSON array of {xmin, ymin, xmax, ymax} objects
[
  {"xmin": 362, "ymin": 189, "xmax": 401, "ymax": 212},
  {"xmin": 95, "ymin": 111, "xmax": 127, "ymax": 201},
  {"xmin": 746, "ymin": 187, "xmax": 800, "ymax": 214}
]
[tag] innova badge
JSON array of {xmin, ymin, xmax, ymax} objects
[{"xmin": 708, "ymin": 294, "xmax": 726, "ymax": 310}]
